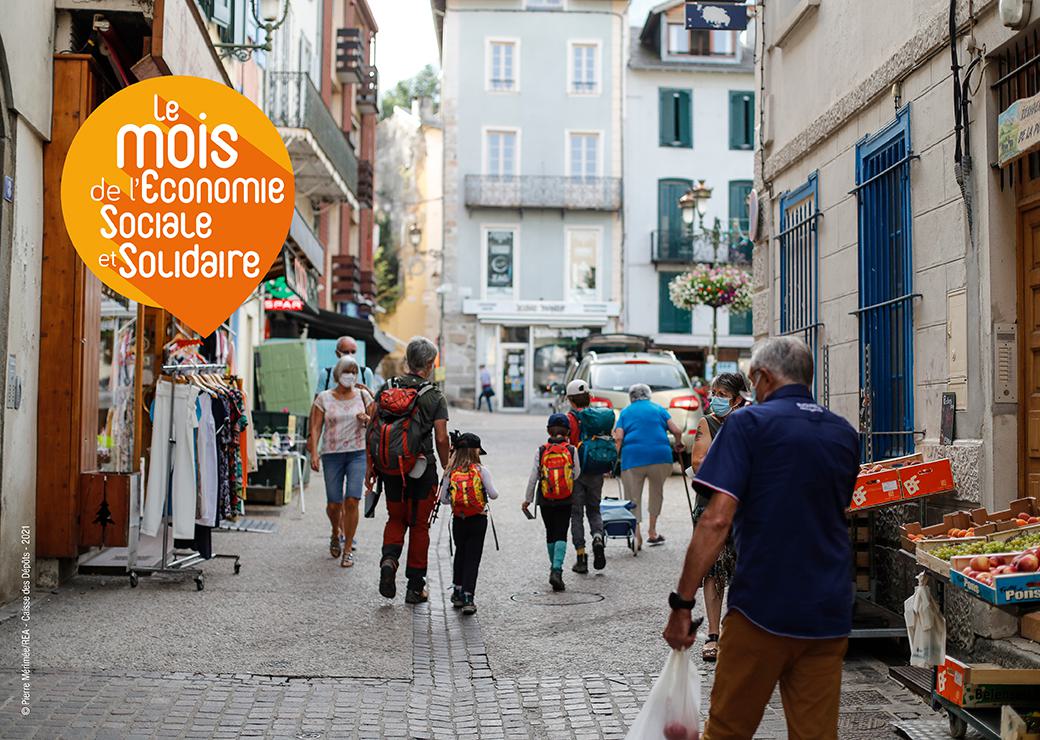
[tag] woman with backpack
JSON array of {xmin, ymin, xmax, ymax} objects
[
  {"xmin": 522, "ymin": 413, "xmax": 581, "ymax": 592},
  {"xmin": 613, "ymin": 383, "xmax": 685, "ymax": 551},
  {"xmin": 308, "ymin": 355, "xmax": 373, "ymax": 567},
  {"xmin": 437, "ymin": 432, "xmax": 497, "ymax": 615},
  {"xmin": 687, "ymin": 372, "xmax": 749, "ymax": 662}
]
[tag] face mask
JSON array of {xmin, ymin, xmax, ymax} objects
[
  {"xmin": 709, "ymin": 396, "xmax": 733, "ymax": 417},
  {"xmin": 339, "ymin": 373, "xmax": 357, "ymax": 388}
]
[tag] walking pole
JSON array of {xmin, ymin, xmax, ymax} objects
[
  {"xmin": 486, "ymin": 503, "xmax": 500, "ymax": 552},
  {"xmin": 679, "ymin": 465, "xmax": 696, "ymax": 524}
]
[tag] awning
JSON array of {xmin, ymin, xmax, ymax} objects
[{"xmin": 269, "ymin": 309, "xmax": 395, "ymax": 366}]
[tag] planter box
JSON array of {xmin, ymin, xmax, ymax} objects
[{"xmin": 936, "ymin": 656, "xmax": 1040, "ymax": 708}]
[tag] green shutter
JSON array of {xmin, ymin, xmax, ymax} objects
[
  {"xmin": 678, "ymin": 90, "xmax": 692, "ymax": 148},
  {"xmin": 659, "ymin": 272, "xmax": 692, "ymax": 333},
  {"xmin": 729, "ymin": 91, "xmax": 754, "ymax": 150},
  {"xmin": 728, "ymin": 180, "xmax": 753, "ymax": 231},
  {"xmin": 729, "ymin": 309, "xmax": 753, "ymax": 336},
  {"xmin": 659, "ymin": 89, "xmax": 674, "ymax": 146},
  {"xmin": 659, "ymin": 89, "xmax": 692, "ymax": 148}
]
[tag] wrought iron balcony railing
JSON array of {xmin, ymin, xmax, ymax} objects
[
  {"xmin": 464, "ymin": 175, "xmax": 621, "ymax": 211},
  {"xmin": 266, "ymin": 71, "xmax": 358, "ymax": 200},
  {"xmin": 651, "ymin": 230, "xmax": 753, "ymax": 265}
]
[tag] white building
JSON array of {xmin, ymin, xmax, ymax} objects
[
  {"xmin": 433, "ymin": 0, "xmax": 627, "ymax": 411},
  {"xmin": 624, "ymin": 0, "xmax": 756, "ymax": 378}
]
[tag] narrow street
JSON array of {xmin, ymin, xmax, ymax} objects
[{"xmin": 1, "ymin": 410, "xmax": 950, "ymax": 739}]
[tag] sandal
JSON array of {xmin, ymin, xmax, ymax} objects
[
  {"xmin": 330, "ymin": 535, "xmax": 342, "ymax": 559},
  {"xmin": 647, "ymin": 534, "xmax": 666, "ymax": 546},
  {"xmin": 702, "ymin": 634, "xmax": 719, "ymax": 663},
  {"xmin": 340, "ymin": 552, "xmax": 354, "ymax": 568}
]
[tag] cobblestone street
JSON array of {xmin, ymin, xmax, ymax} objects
[{"xmin": 1, "ymin": 410, "xmax": 953, "ymax": 738}]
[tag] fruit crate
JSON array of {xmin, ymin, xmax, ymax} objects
[
  {"xmin": 917, "ymin": 538, "xmax": 985, "ymax": 578},
  {"xmin": 901, "ymin": 511, "xmax": 980, "ymax": 553},
  {"xmin": 950, "ymin": 550, "xmax": 1040, "ymax": 605}
]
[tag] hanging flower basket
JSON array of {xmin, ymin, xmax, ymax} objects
[{"xmin": 669, "ymin": 264, "xmax": 753, "ymax": 312}]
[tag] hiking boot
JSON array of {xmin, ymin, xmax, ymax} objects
[
  {"xmin": 462, "ymin": 594, "xmax": 477, "ymax": 615},
  {"xmin": 405, "ymin": 581, "xmax": 429, "ymax": 604},
  {"xmin": 592, "ymin": 535, "xmax": 606, "ymax": 571},
  {"xmin": 451, "ymin": 587, "xmax": 465, "ymax": 609},
  {"xmin": 379, "ymin": 558, "xmax": 398, "ymax": 599},
  {"xmin": 549, "ymin": 568, "xmax": 566, "ymax": 592},
  {"xmin": 572, "ymin": 553, "xmax": 588, "ymax": 574}
]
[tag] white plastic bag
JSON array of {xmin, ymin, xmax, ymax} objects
[
  {"xmin": 625, "ymin": 649, "xmax": 702, "ymax": 740},
  {"xmin": 904, "ymin": 572, "xmax": 946, "ymax": 667}
]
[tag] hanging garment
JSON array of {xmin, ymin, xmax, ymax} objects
[
  {"xmin": 196, "ymin": 394, "xmax": 219, "ymax": 527},
  {"xmin": 143, "ymin": 380, "xmax": 200, "ymax": 540}
]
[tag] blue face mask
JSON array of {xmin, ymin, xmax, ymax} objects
[{"xmin": 709, "ymin": 396, "xmax": 733, "ymax": 417}]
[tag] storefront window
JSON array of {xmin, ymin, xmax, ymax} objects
[
  {"xmin": 97, "ymin": 296, "xmax": 137, "ymax": 472},
  {"xmin": 567, "ymin": 229, "xmax": 599, "ymax": 301},
  {"xmin": 485, "ymin": 228, "xmax": 516, "ymax": 297},
  {"xmin": 532, "ymin": 327, "xmax": 589, "ymax": 402}
]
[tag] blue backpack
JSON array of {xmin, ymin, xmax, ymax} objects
[{"xmin": 572, "ymin": 408, "xmax": 617, "ymax": 475}]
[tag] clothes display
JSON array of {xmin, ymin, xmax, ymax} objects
[{"xmin": 142, "ymin": 380, "xmax": 200, "ymax": 540}]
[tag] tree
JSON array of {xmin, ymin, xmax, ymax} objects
[
  {"xmin": 374, "ymin": 211, "xmax": 402, "ymax": 312},
  {"xmin": 379, "ymin": 64, "xmax": 440, "ymax": 120}
]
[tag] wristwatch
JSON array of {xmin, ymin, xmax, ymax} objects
[{"xmin": 668, "ymin": 591, "xmax": 696, "ymax": 611}]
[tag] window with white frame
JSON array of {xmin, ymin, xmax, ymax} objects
[
  {"xmin": 567, "ymin": 132, "xmax": 599, "ymax": 179},
  {"xmin": 485, "ymin": 229, "xmax": 517, "ymax": 298},
  {"xmin": 488, "ymin": 40, "xmax": 517, "ymax": 92},
  {"xmin": 567, "ymin": 229, "xmax": 599, "ymax": 301},
  {"xmin": 569, "ymin": 42, "xmax": 599, "ymax": 94},
  {"xmin": 485, "ymin": 130, "xmax": 518, "ymax": 176},
  {"xmin": 667, "ymin": 24, "xmax": 737, "ymax": 58}
]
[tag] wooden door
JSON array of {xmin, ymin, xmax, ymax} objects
[{"xmin": 1020, "ymin": 203, "xmax": 1040, "ymax": 498}]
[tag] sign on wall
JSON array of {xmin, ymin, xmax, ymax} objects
[
  {"xmin": 999, "ymin": 91, "xmax": 1040, "ymax": 166},
  {"xmin": 685, "ymin": 2, "xmax": 750, "ymax": 32}
]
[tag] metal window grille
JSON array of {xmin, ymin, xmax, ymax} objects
[
  {"xmin": 993, "ymin": 26, "xmax": 1040, "ymax": 190},
  {"xmin": 778, "ymin": 171, "xmax": 822, "ymax": 399},
  {"xmin": 854, "ymin": 106, "xmax": 916, "ymax": 462}
]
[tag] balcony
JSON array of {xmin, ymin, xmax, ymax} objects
[
  {"xmin": 331, "ymin": 254, "xmax": 361, "ymax": 304},
  {"xmin": 266, "ymin": 71, "xmax": 358, "ymax": 201},
  {"xmin": 651, "ymin": 230, "xmax": 753, "ymax": 265},
  {"xmin": 464, "ymin": 175, "xmax": 622, "ymax": 211},
  {"xmin": 358, "ymin": 160, "xmax": 374, "ymax": 208},
  {"xmin": 336, "ymin": 28, "xmax": 366, "ymax": 85},
  {"xmin": 358, "ymin": 65, "xmax": 379, "ymax": 115}
]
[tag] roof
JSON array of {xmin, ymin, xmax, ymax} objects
[{"xmin": 431, "ymin": 0, "xmax": 445, "ymax": 55}]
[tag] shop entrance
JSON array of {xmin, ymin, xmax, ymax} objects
[
  {"xmin": 500, "ymin": 343, "xmax": 527, "ymax": 410},
  {"xmin": 1019, "ymin": 202, "xmax": 1040, "ymax": 497}
]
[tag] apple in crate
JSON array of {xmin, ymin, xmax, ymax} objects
[
  {"xmin": 976, "ymin": 572, "xmax": 994, "ymax": 585},
  {"xmin": 990, "ymin": 556, "xmax": 1006, "ymax": 567},
  {"xmin": 970, "ymin": 556, "xmax": 992, "ymax": 572},
  {"xmin": 1014, "ymin": 553, "xmax": 1040, "ymax": 573}
]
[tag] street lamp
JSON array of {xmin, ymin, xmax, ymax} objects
[
  {"xmin": 679, "ymin": 179, "xmax": 713, "ymax": 229},
  {"xmin": 214, "ymin": 0, "xmax": 291, "ymax": 61},
  {"xmin": 408, "ymin": 223, "xmax": 423, "ymax": 250}
]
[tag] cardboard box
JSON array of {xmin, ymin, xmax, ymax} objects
[
  {"xmin": 899, "ymin": 458, "xmax": 956, "ymax": 499},
  {"xmin": 936, "ymin": 656, "xmax": 1040, "ymax": 708},
  {"xmin": 971, "ymin": 499, "xmax": 1040, "ymax": 541},
  {"xmin": 901, "ymin": 511, "xmax": 977, "ymax": 553},
  {"xmin": 950, "ymin": 553, "xmax": 1040, "ymax": 605},
  {"xmin": 850, "ymin": 468, "xmax": 902, "ymax": 511}
]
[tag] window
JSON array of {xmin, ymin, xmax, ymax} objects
[
  {"xmin": 778, "ymin": 172, "xmax": 820, "ymax": 395},
  {"xmin": 728, "ymin": 180, "xmax": 754, "ymax": 234},
  {"xmin": 567, "ymin": 229, "xmax": 599, "ymax": 301},
  {"xmin": 591, "ymin": 363, "xmax": 690, "ymax": 392},
  {"xmin": 567, "ymin": 132, "xmax": 599, "ymax": 179},
  {"xmin": 659, "ymin": 272, "xmax": 692, "ymax": 333},
  {"xmin": 488, "ymin": 40, "xmax": 517, "ymax": 92},
  {"xmin": 856, "ymin": 107, "xmax": 915, "ymax": 460},
  {"xmin": 729, "ymin": 91, "xmax": 755, "ymax": 150},
  {"xmin": 484, "ymin": 228, "xmax": 517, "ymax": 298},
  {"xmin": 485, "ymin": 129, "xmax": 518, "ymax": 176},
  {"xmin": 667, "ymin": 24, "xmax": 737, "ymax": 57},
  {"xmin": 569, "ymin": 42, "xmax": 599, "ymax": 95},
  {"xmin": 659, "ymin": 89, "xmax": 692, "ymax": 148},
  {"xmin": 728, "ymin": 179, "xmax": 754, "ymax": 335}
]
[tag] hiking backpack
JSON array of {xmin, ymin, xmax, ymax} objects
[
  {"xmin": 366, "ymin": 378, "xmax": 435, "ymax": 478},
  {"xmin": 572, "ymin": 408, "xmax": 617, "ymax": 475},
  {"xmin": 448, "ymin": 464, "xmax": 486, "ymax": 517},
  {"xmin": 539, "ymin": 443, "xmax": 575, "ymax": 501}
]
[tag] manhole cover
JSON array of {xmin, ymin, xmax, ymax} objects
[
  {"xmin": 837, "ymin": 711, "xmax": 893, "ymax": 730},
  {"xmin": 295, "ymin": 733, "xmax": 323, "ymax": 739},
  {"xmin": 840, "ymin": 689, "xmax": 889, "ymax": 707},
  {"xmin": 510, "ymin": 591, "xmax": 605, "ymax": 606}
]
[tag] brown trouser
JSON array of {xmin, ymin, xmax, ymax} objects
[{"xmin": 704, "ymin": 610, "xmax": 847, "ymax": 740}]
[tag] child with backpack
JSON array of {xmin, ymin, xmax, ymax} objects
[
  {"xmin": 565, "ymin": 379, "xmax": 615, "ymax": 574},
  {"xmin": 437, "ymin": 432, "xmax": 497, "ymax": 615},
  {"xmin": 522, "ymin": 413, "xmax": 581, "ymax": 592}
]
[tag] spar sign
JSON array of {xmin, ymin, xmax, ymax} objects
[
  {"xmin": 60, "ymin": 76, "xmax": 295, "ymax": 336},
  {"xmin": 999, "ymin": 90, "xmax": 1040, "ymax": 167}
]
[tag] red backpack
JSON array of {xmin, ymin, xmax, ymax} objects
[
  {"xmin": 449, "ymin": 465, "xmax": 486, "ymax": 517},
  {"xmin": 539, "ymin": 443, "xmax": 574, "ymax": 501},
  {"xmin": 366, "ymin": 379, "xmax": 435, "ymax": 478}
]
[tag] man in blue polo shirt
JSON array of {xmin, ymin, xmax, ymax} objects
[{"xmin": 663, "ymin": 336, "xmax": 859, "ymax": 740}]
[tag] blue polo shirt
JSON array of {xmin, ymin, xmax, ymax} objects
[
  {"xmin": 615, "ymin": 400, "xmax": 674, "ymax": 471},
  {"xmin": 693, "ymin": 384, "xmax": 859, "ymax": 639}
]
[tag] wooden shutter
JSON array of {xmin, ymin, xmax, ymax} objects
[
  {"xmin": 730, "ymin": 91, "xmax": 754, "ymax": 150},
  {"xmin": 678, "ymin": 90, "xmax": 692, "ymax": 147},
  {"xmin": 728, "ymin": 180, "xmax": 753, "ymax": 231},
  {"xmin": 659, "ymin": 89, "xmax": 675, "ymax": 146},
  {"xmin": 659, "ymin": 272, "xmax": 692, "ymax": 333}
]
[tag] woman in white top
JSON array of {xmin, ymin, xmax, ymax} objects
[{"xmin": 308, "ymin": 355, "xmax": 373, "ymax": 567}]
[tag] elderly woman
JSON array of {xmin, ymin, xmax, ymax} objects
[
  {"xmin": 308, "ymin": 355, "xmax": 373, "ymax": 567},
  {"xmin": 613, "ymin": 383, "xmax": 684, "ymax": 550}
]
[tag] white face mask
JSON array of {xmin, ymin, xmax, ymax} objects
[{"xmin": 339, "ymin": 373, "xmax": 357, "ymax": 388}]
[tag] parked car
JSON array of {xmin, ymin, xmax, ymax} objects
[{"xmin": 552, "ymin": 344, "xmax": 702, "ymax": 460}]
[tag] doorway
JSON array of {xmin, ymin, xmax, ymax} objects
[
  {"xmin": 1019, "ymin": 203, "xmax": 1040, "ymax": 497},
  {"xmin": 500, "ymin": 343, "xmax": 527, "ymax": 411}
]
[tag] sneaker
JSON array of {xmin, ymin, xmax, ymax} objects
[
  {"xmin": 592, "ymin": 536, "xmax": 606, "ymax": 571},
  {"xmin": 572, "ymin": 553, "xmax": 588, "ymax": 574},
  {"xmin": 462, "ymin": 594, "xmax": 477, "ymax": 615},
  {"xmin": 549, "ymin": 568, "xmax": 565, "ymax": 592},
  {"xmin": 379, "ymin": 558, "xmax": 397, "ymax": 599},
  {"xmin": 451, "ymin": 587, "xmax": 465, "ymax": 609},
  {"xmin": 405, "ymin": 584, "xmax": 430, "ymax": 605}
]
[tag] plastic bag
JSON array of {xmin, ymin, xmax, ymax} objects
[
  {"xmin": 904, "ymin": 572, "xmax": 946, "ymax": 667},
  {"xmin": 625, "ymin": 649, "xmax": 701, "ymax": 740}
]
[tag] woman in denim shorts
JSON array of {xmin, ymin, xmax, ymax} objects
[{"xmin": 308, "ymin": 355, "xmax": 373, "ymax": 567}]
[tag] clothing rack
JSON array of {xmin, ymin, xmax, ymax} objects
[{"xmin": 129, "ymin": 362, "xmax": 241, "ymax": 591}]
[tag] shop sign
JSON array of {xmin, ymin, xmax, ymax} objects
[
  {"xmin": 282, "ymin": 249, "xmax": 319, "ymax": 312},
  {"xmin": 685, "ymin": 2, "xmax": 749, "ymax": 31},
  {"xmin": 463, "ymin": 299, "xmax": 620, "ymax": 323},
  {"xmin": 998, "ymin": 90, "xmax": 1040, "ymax": 166},
  {"xmin": 263, "ymin": 276, "xmax": 304, "ymax": 311}
]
